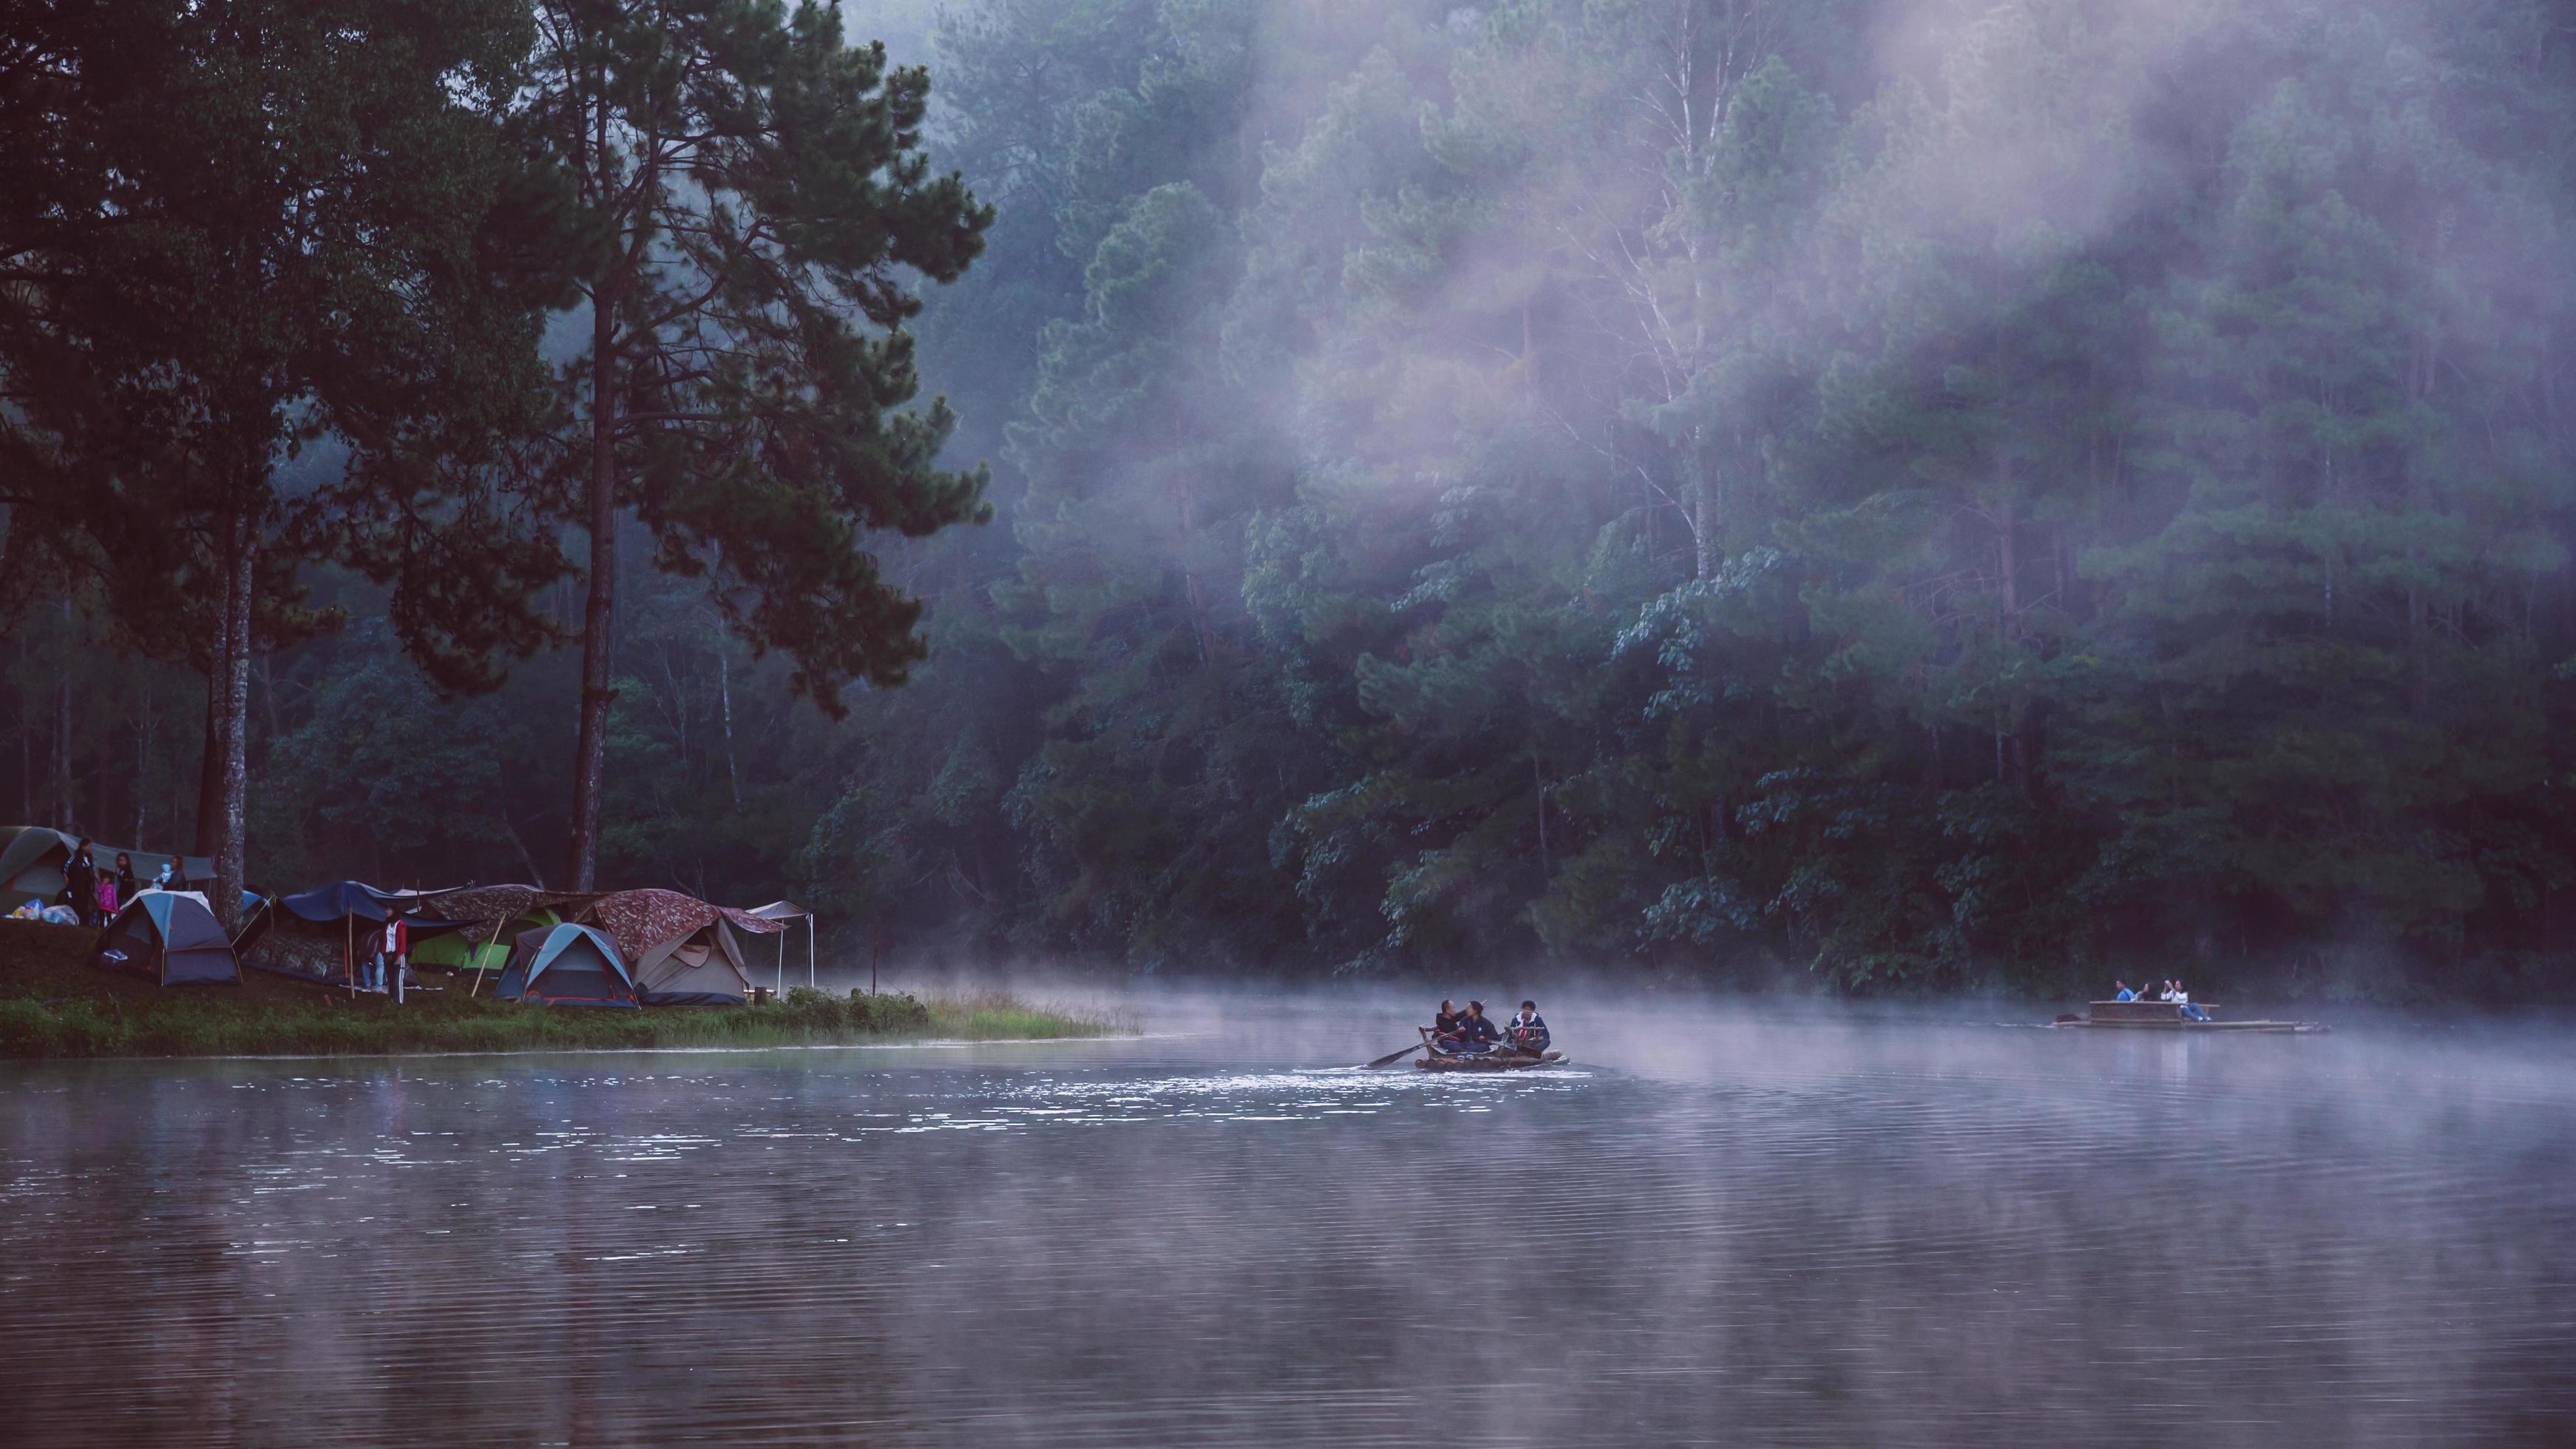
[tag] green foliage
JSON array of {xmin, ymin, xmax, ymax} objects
[{"xmin": 13, "ymin": 0, "xmax": 2576, "ymax": 1001}]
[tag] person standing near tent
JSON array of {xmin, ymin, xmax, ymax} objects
[
  {"xmin": 113, "ymin": 853, "xmax": 138, "ymax": 909},
  {"xmin": 65, "ymin": 840, "xmax": 98, "ymax": 927},
  {"xmin": 371, "ymin": 909, "xmax": 412, "ymax": 995}
]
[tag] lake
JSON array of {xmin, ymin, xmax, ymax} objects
[{"xmin": 2, "ymin": 996, "xmax": 2571, "ymax": 1445}]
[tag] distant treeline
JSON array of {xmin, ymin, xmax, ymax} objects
[{"xmin": 7, "ymin": 1, "xmax": 2575, "ymax": 997}]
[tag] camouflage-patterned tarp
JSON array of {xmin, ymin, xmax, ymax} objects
[
  {"xmin": 427, "ymin": 885, "xmax": 601, "ymax": 940},
  {"xmin": 574, "ymin": 889, "xmax": 784, "ymax": 965}
]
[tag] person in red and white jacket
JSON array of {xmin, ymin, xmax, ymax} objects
[{"xmin": 371, "ymin": 910, "xmax": 411, "ymax": 994}]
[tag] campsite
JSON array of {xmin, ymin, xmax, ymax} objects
[
  {"xmin": 0, "ymin": 828, "xmax": 1108, "ymax": 1058},
  {"xmin": 0, "ymin": 914, "xmax": 1106, "ymax": 1057}
]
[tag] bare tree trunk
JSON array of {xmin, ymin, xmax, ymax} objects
[
  {"xmin": 17, "ymin": 633, "xmax": 30, "ymax": 822},
  {"xmin": 719, "ymin": 648, "xmax": 741, "ymax": 810},
  {"xmin": 1692, "ymin": 459, "xmax": 1718, "ymax": 582},
  {"xmin": 54, "ymin": 597, "xmax": 73, "ymax": 831},
  {"xmin": 194, "ymin": 688, "xmax": 221, "ymax": 858},
  {"xmin": 211, "ymin": 511, "xmax": 254, "ymax": 932},
  {"xmin": 566, "ymin": 293, "xmax": 620, "ymax": 890},
  {"xmin": 134, "ymin": 679, "xmax": 152, "ymax": 845}
]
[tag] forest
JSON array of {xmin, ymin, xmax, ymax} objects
[{"xmin": 5, "ymin": 0, "xmax": 2573, "ymax": 998}]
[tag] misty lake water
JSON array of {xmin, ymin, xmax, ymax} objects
[{"xmin": 3, "ymin": 997, "xmax": 2571, "ymax": 1445}]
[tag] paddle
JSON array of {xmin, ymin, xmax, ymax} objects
[{"xmin": 1366, "ymin": 1041, "xmax": 1428, "ymax": 1069}]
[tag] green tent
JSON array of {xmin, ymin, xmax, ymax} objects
[
  {"xmin": 411, "ymin": 906, "xmax": 560, "ymax": 973},
  {"xmin": 0, "ymin": 827, "xmax": 211, "ymax": 910}
]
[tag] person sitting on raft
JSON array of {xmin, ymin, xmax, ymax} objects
[
  {"xmin": 2113, "ymin": 980, "xmax": 2138, "ymax": 1001},
  {"xmin": 1505, "ymin": 1000, "xmax": 1549, "ymax": 1055},
  {"xmin": 1448, "ymin": 1000, "xmax": 1502, "ymax": 1053},
  {"xmin": 1431, "ymin": 999, "xmax": 1466, "ymax": 1046},
  {"xmin": 2171, "ymin": 980, "xmax": 2211, "ymax": 1022}
]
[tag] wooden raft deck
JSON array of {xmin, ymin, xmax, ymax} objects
[{"xmin": 2058, "ymin": 1000, "xmax": 2328, "ymax": 1034}]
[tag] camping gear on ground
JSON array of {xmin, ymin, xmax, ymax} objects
[
  {"xmin": 493, "ymin": 923, "xmax": 639, "ymax": 1008},
  {"xmin": 89, "ymin": 893, "xmax": 240, "ymax": 985},
  {"xmin": 574, "ymin": 890, "xmax": 783, "ymax": 1005},
  {"xmin": 0, "ymin": 827, "xmax": 209, "ymax": 914}
]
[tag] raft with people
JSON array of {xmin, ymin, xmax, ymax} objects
[
  {"xmin": 1415, "ymin": 1028, "xmax": 1565, "ymax": 1070},
  {"xmin": 2055, "ymin": 981, "xmax": 2328, "ymax": 1033},
  {"xmin": 1369, "ymin": 997, "xmax": 1565, "ymax": 1069}
]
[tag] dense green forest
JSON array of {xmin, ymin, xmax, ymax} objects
[{"xmin": 7, "ymin": 0, "xmax": 2574, "ymax": 997}]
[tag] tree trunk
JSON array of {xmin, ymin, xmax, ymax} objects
[
  {"xmin": 54, "ymin": 597, "xmax": 73, "ymax": 831},
  {"xmin": 211, "ymin": 511, "xmax": 254, "ymax": 933},
  {"xmin": 17, "ymin": 634, "xmax": 30, "ymax": 822},
  {"xmin": 1692, "ymin": 452, "xmax": 1718, "ymax": 583},
  {"xmin": 194, "ymin": 687, "xmax": 221, "ymax": 858},
  {"xmin": 718, "ymin": 648, "xmax": 741, "ymax": 810},
  {"xmin": 134, "ymin": 679, "xmax": 152, "ymax": 846},
  {"xmin": 566, "ymin": 294, "xmax": 620, "ymax": 890}
]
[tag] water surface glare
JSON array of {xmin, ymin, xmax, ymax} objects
[{"xmin": 2, "ymin": 1002, "xmax": 2571, "ymax": 1445}]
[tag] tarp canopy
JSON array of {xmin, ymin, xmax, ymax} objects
[
  {"xmin": 576, "ymin": 888, "xmax": 784, "ymax": 967},
  {"xmin": 747, "ymin": 900, "xmax": 811, "ymax": 920},
  {"xmin": 274, "ymin": 880, "xmax": 473, "ymax": 929},
  {"xmin": 0, "ymin": 827, "xmax": 211, "ymax": 909},
  {"xmin": 89, "ymin": 892, "xmax": 238, "ymax": 985},
  {"xmin": 495, "ymin": 923, "xmax": 637, "ymax": 1008},
  {"xmin": 631, "ymin": 918, "xmax": 751, "ymax": 1005}
]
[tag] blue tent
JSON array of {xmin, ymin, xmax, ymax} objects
[
  {"xmin": 89, "ymin": 893, "xmax": 239, "ymax": 985},
  {"xmin": 495, "ymin": 923, "xmax": 639, "ymax": 1008}
]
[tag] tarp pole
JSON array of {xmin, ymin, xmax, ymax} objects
[
  {"xmin": 345, "ymin": 914, "xmax": 355, "ymax": 998},
  {"xmin": 775, "ymin": 933, "xmax": 784, "ymax": 998},
  {"xmin": 470, "ymin": 912, "xmax": 509, "ymax": 998},
  {"xmin": 807, "ymin": 916, "xmax": 815, "ymax": 991}
]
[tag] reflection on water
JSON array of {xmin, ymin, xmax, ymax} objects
[{"xmin": 1, "ymin": 1003, "xmax": 2571, "ymax": 1445}]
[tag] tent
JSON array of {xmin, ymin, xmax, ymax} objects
[
  {"xmin": 494, "ymin": 923, "xmax": 638, "ymax": 1008},
  {"xmin": 232, "ymin": 881, "xmax": 472, "ymax": 988},
  {"xmin": 411, "ymin": 906, "xmax": 558, "ymax": 974},
  {"xmin": 0, "ymin": 827, "xmax": 211, "ymax": 912},
  {"xmin": 573, "ymin": 889, "xmax": 782, "ymax": 1003},
  {"xmin": 425, "ymin": 885, "xmax": 604, "ymax": 994},
  {"xmin": 629, "ymin": 917, "xmax": 752, "ymax": 1005},
  {"xmin": 89, "ymin": 893, "xmax": 239, "ymax": 985}
]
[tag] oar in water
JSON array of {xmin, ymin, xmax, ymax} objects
[{"xmin": 1366, "ymin": 1041, "xmax": 1428, "ymax": 1069}]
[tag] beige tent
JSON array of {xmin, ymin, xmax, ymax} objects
[{"xmin": 630, "ymin": 917, "xmax": 753, "ymax": 1005}]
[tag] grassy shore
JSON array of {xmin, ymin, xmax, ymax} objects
[{"xmin": 0, "ymin": 919, "xmax": 1117, "ymax": 1059}]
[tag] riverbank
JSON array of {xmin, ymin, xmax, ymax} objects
[{"xmin": 0, "ymin": 920, "xmax": 1117, "ymax": 1059}]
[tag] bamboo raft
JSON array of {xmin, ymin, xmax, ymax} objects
[
  {"xmin": 1416, "ymin": 1029, "xmax": 1566, "ymax": 1070},
  {"xmin": 2055, "ymin": 1000, "xmax": 2328, "ymax": 1034}
]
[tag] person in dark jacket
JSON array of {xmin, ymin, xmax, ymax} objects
[
  {"xmin": 1431, "ymin": 1000, "xmax": 1465, "ymax": 1045},
  {"xmin": 112, "ymin": 853, "xmax": 139, "ymax": 909},
  {"xmin": 64, "ymin": 840, "xmax": 98, "ymax": 927},
  {"xmin": 1506, "ymin": 1000, "xmax": 1550, "ymax": 1054},
  {"xmin": 1453, "ymin": 1001, "xmax": 1502, "ymax": 1052}
]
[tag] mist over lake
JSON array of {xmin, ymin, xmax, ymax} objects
[{"xmin": 4, "ymin": 996, "xmax": 2570, "ymax": 1445}]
